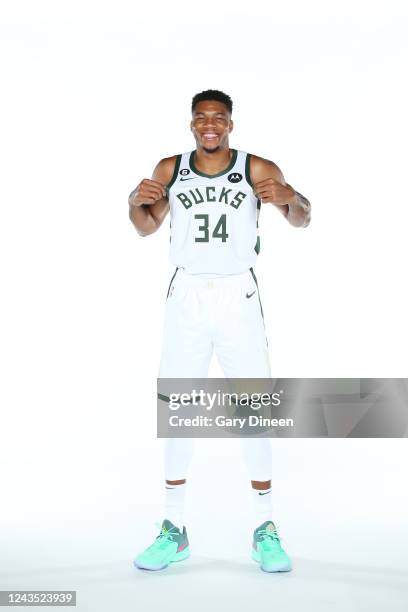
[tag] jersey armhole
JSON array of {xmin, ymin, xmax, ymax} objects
[
  {"xmin": 166, "ymin": 154, "xmax": 182, "ymax": 190},
  {"xmin": 245, "ymin": 153, "xmax": 254, "ymax": 188},
  {"xmin": 246, "ymin": 152, "xmax": 261, "ymax": 255}
]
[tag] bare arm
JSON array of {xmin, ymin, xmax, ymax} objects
[
  {"xmin": 249, "ymin": 155, "xmax": 311, "ymax": 228},
  {"xmin": 128, "ymin": 156, "xmax": 177, "ymax": 236}
]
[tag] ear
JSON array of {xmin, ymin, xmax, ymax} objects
[
  {"xmin": 190, "ymin": 121, "xmax": 194, "ymax": 132},
  {"xmin": 229, "ymin": 119, "xmax": 234, "ymax": 133}
]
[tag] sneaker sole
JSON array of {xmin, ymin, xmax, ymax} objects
[
  {"xmin": 251, "ymin": 549, "xmax": 292, "ymax": 572},
  {"xmin": 134, "ymin": 547, "xmax": 190, "ymax": 571}
]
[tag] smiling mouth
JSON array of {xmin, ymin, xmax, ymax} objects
[{"xmin": 201, "ymin": 133, "xmax": 219, "ymax": 141}]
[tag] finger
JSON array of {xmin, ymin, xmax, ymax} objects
[
  {"xmin": 140, "ymin": 193, "xmax": 163, "ymax": 204},
  {"xmin": 254, "ymin": 186, "xmax": 273, "ymax": 194},
  {"xmin": 144, "ymin": 178, "xmax": 166, "ymax": 189},
  {"xmin": 142, "ymin": 186, "xmax": 165, "ymax": 200},
  {"xmin": 144, "ymin": 178, "xmax": 167, "ymax": 197},
  {"xmin": 136, "ymin": 196, "xmax": 157, "ymax": 205},
  {"xmin": 253, "ymin": 177, "xmax": 281, "ymax": 187},
  {"xmin": 254, "ymin": 189, "xmax": 275, "ymax": 198}
]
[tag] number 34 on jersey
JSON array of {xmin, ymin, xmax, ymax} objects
[{"xmin": 167, "ymin": 149, "xmax": 260, "ymax": 275}]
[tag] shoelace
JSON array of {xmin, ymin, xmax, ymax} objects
[
  {"xmin": 147, "ymin": 522, "xmax": 179, "ymax": 551},
  {"xmin": 256, "ymin": 529, "xmax": 282, "ymax": 551}
]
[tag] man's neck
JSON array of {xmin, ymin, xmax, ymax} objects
[{"xmin": 194, "ymin": 146, "xmax": 232, "ymax": 174}]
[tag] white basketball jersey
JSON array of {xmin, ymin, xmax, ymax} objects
[{"xmin": 166, "ymin": 148, "xmax": 260, "ymax": 274}]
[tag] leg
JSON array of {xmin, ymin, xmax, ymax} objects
[
  {"xmin": 134, "ymin": 273, "xmax": 212, "ymax": 571},
  {"xmin": 240, "ymin": 437, "xmax": 273, "ymax": 525},
  {"xmin": 163, "ymin": 438, "xmax": 194, "ymax": 530},
  {"xmin": 212, "ymin": 272, "xmax": 291, "ymax": 572},
  {"xmin": 213, "ymin": 271, "xmax": 272, "ymax": 512},
  {"xmin": 160, "ymin": 272, "xmax": 212, "ymax": 525}
]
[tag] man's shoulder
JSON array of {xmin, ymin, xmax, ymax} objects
[
  {"xmin": 156, "ymin": 154, "xmax": 180, "ymax": 170},
  {"xmin": 153, "ymin": 154, "xmax": 184, "ymax": 184},
  {"xmin": 247, "ymin": 153, "xmax": 284, "ymax": 184}
]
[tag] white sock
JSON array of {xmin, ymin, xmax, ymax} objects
[
  {"xmin": 252, "ymin": 486, "xmax": 272, "ymax": 526},
  {"xmin": 164, "ymin": 482, "xmax": 186, "ymax": 531},
  {"xmin": 240, "ymin": 438, "xmax": 272, "ymax": 482},
  {"xmin": 164, "ymin": 438, "xmax": 195, "ymax": 481}
]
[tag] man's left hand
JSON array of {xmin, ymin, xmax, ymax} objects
[{"xmin": 253, "ymin": 178, "xmax": 296, "ymax": 206}]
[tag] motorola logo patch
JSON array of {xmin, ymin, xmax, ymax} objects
[
  {"xmin": 180, "ymin": 168, "xmax": 190, "ymax": 176},
  {"xmin": 228, "ymin": 172, "xmax": 242, "ymax": 183}
]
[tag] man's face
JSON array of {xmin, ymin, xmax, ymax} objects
[{"xmin": 190, "ymin": 100, "xmax": 233, "ymax": 152}]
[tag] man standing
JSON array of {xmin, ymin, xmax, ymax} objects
[{"xmin": 128, "ymin": 90, "xmax": 311, "ymax": 572}]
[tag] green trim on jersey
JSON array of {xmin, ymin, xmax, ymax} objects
[
  {"xmin": 254, "ymin": 198, "xmax": 261, "ymax": 254},
  {"xmin": 166, "ymin": 155, "xmax": 182, "ymax": 191},
  {"xmin": 245, "ymin": 153, "xmax": 261, "ymax": 254},
  {"xmin": 189, "ymin": 148, "xmax": 238, "ymax": 178},
  {"xmin": 245, "ymin": 153, "xmax": 254, "ymax": 187}
]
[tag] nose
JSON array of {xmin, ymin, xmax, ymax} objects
[{"xmin": 203, "ymin": 118, "xmax": 216, "ymax": 129}]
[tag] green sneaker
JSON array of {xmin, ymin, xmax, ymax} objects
[
  {"xmin": 251, "ymin": 521, "xmax": 292, "ymax": 572},
  {"xmin": 134, "ymin": 519, "xmax": 190, "ymax": 571}
]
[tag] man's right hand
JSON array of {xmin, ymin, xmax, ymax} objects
[{"xmin": 129, "ymin": 179, "xmax": 167, "ymax": 207}]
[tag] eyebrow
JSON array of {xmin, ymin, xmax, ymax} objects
[{"xmin": 194, "ymin": 111, "xmax": 227, "ymax": 116}]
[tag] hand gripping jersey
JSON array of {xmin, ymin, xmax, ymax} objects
[{"xmin": 166, "ymin": 149, "xmax": 261, "ymax": 275}]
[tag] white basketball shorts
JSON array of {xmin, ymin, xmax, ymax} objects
[{"xmin": 159, "ymin": 268, "xmax": 271, "ymax": 378}]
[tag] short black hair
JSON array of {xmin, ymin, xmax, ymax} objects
[{"xmin": 191, "ymin": 90, "xmax": 233, "ymax": 115}]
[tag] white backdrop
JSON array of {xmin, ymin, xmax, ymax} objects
[{"xmin": 1, "ymin": 1, "xmax": 408, "ymax": 610}]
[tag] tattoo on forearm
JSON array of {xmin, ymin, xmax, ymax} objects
[
  {"xmin": 128, "ymin": 188, "xmax": 138, "ymax": 205},
  {"xmin": 290, "ymin": 192, "xmax": 311, "ymax": 227}
]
